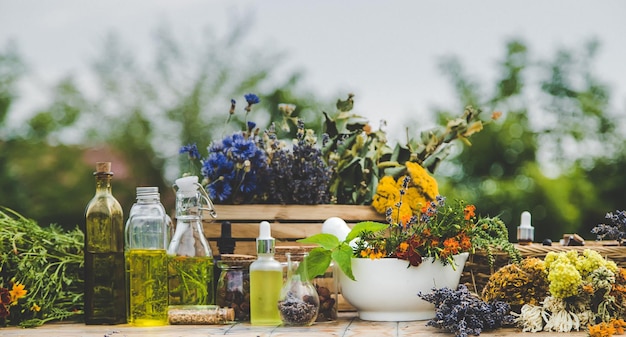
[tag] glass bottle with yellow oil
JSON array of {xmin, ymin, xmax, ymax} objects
[
  {"xmin": 249, "ymin": 221, "xmax": 283, "ymax": 325},
  {"xmin": 84, "ymin": 162, "xmax": 127, "ymax": 324},
  {"xmin": 125, "ymin": 186, "xmax": 170, "ymax": 326},
  {"xmin": 167, "ymin": 176, "xmax": 218, "ymax": 321}
]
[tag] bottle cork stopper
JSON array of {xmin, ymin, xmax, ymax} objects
[{"xmin": 96, "ymin": 162, "xmax": 111, "ymax": 173}]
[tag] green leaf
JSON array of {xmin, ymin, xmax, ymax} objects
[
  {"xmin": 297, "ymin": 233, "xmax": 340, "ymax": 250},
  {"xmin": 301, "ymin": 247, "xmax": 332, "ymax": 280},
  {"xmin": 333, "ymin": 245, "xmax": 356, "ymax": 280},
  {"xmin": 336, "ymin": 96, "xmax": 354, "ymax": 112},
  {"xmin": 346, "ymin": 221, "xmax": 388, "ymax": 242}
]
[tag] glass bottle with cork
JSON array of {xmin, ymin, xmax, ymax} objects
[
  {"xmin": 84, "ymin": 162, "xmax": 127, "ymax": 325},
  {"xmin": 125, "ymin": 186, "xmax": 170, "ymax": 326}
]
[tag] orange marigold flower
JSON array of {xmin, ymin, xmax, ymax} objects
[
  {"xmin": 491, "ymin": 111, "xmax": 503, "ymax": 120},
  {"xmin": 443, "ymin": 237, "xmax": 460, "ymax": 250},
  {"xmin": 459, "ymin": 234, "xmax": 472, "ymax": 250},
  {"xmin": 362, "ymin": 123, "xmax": 372, "ymax": 135},
  {"xmin": 9, "ymin": 282, "xmax": 27, "ymax": 303},
  {"xmin": 588, "ymin": 321, "xmax": 616, "ymax": 337},
  {"xmin": 360, "ymin": 248, "xmax": 385, "ymax": 260},
  {"xmin": 464, "ymin": 205, "xmax": 476, "ymax": 220},
  {"xmin": 398, "ymin": 242, "xmax": 409, "ymax": 253},
  {"xmin": 582, "ymin": 284, "xmax": 594, "ymax": 295},
  {"xmin": 430, "ymin": 238, "xmax": 439, "ymax": 247},
  {"xmin": 400, "ymin": 214, "xmax": 412, "ymax": 227},
  {"xmin": 612, "ymin": 318, "xmax": 626, "ymax": 334}
]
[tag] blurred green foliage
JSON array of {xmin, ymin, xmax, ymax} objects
[
  {"xmin": 0, "ymin": 26, "xmax": 623, "ymax": 242},
  {"xmin": 435, "ymin": 39, "xmax": 626, "ymax": 241}
]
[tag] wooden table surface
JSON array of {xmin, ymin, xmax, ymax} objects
[{"xmin": 1, "ymin": 312, "xmax": 591, "ymax": 336}]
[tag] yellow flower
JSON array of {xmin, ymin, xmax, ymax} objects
[
  {"xmin": 9, "ymin": 282, "xmax": 27, "ymax": 304},
  {"xmin": 406, "ymin": 162, "xmax": 438, "ymax": 202},
  {"xmin": 31, "ymin": 303, "xmax": 41, "ymax": 312},
  {"xmin": 372, "ymin": 162, "xmax": 439, "ymax": 219},
  {"xmin": 371, "ymin": 176, "xmax": 400, "ymax": 214}
]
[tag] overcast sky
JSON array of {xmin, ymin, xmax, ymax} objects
[{"xmin": 1, "ymin": 0, "xmax": 625, "ymax": 133}]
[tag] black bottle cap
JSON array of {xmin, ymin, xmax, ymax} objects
[{"xmin": 217, "ymin": 221, "xmax": 236, "ymax": 254}]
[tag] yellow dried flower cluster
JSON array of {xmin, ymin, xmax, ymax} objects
[
  {"xmin": 482, "ymin": 258, "xmax": 549, "ymax": 311},
  {"xmin": 544, "ymin": 250, "xmax": 618, "ymax": 299},
  {"xmin": 512, "ymin": 250, "xmax": 626, "ymax": 333},
  {"xmin": 371, "ymin": 162, "xmax": 438, "ymax": 219}
]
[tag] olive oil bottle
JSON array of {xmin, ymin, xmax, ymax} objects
[
  {"xmin": 84, "ymin": 162, "xmax": 127, "ymax": 325},
  {"xmin": 127, "ymin": 249, "xmax": 169, "ymax": 326},
  {"xmin": 125, "ymin": 187, "xmax": 170, "ymax": 326}
]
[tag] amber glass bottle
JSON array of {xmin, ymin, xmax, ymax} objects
[{"xmin": 84, "ymin": 162, "xmax": 127, "ymax": 324}]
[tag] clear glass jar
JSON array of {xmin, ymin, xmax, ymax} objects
[
  {"xmin": 314, "ymin": 261, "xmax": 338, "ymax": 322},
  {"xmin": 276, "ymin": 246, "xmax": 338, "ymax": 322},
  {"xmin": 216, "ymin": 254, "xmax": 255, "ymax": 321},
  {"xmin": 278, "ymin": 252, "xmax": 319, "ymax": 326}
]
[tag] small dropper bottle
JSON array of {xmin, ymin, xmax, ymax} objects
[
  {"xmin": 517, "ymin": 211, "xmax": 534, "ymax": 245},
  {"xmin": 249, "ymin": 221, "xmax": 283, "ymax": 325}
]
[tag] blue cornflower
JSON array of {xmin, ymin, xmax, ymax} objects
[
  {"xmin": 201, "ymin": 152, "xmax": 234, "ymax": 179},
  {"xmin": 244, "ymin": 93, "xmax": 260, "ymax": 113},
  {"xmin": 244, "ymin": 93, "xmax": 260, "ymax": 105},
  {"xmin": 247, "ymin": 121, "xmax": 256, "ymax": 131},
  {"xmin": 179, "ymin": 143, "xmax": 200, "ymax": 160},
  {"xmin": 228, "ymin": 133, "xmax": 259, "ymax": 161},
  {"xmin": 207, "ymin": 178, "xmax": 233, "ymax": 203}
]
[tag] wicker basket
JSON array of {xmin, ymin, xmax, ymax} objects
[{"xmin": 461, "ymin": 242, "xmax": 626, "ymax": 295}]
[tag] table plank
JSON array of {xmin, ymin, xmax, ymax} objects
[{"xmin": 0, "ymin": 313, "xmax": 591, "ymax": 336}]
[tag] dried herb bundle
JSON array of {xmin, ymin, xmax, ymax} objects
[
  {"xmin": 0, "ymin": 208, "xmax": 84, "ymax": 327},
  {"xmin": 419, "ymin": 285, "xmax": 514, "ymax": 337}
]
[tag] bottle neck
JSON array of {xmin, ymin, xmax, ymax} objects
[
  {"xmin": 94, "ymin": 173, "xmax": 113, "ymax": 194},
  {"xmin": 137, "ymin": 194, "xmax": 160, "ymax": 204}
]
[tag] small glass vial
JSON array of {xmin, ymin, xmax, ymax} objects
[{"xmin": 216, "ymin": 254, "xmax": 255, "ymax": 321}]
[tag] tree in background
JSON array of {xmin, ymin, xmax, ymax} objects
[
  {"xmin": 1, "ymin": 28, "xmax": 624, "ymax": 242},
  {"xmin": 0, "ymin": 22, "xmax": 325, "ymax": 230},
  {"xmin": 436, "ymin": 39, "xmax": 625, "ymax": 241}
]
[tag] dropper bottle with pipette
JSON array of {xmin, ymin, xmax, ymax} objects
[
  {"xmin": 517, "ymin": 211, "xmax": 534, "ymax": 245},
  {"xmin": 249, "ymin": 221, "xmax": 283, "ymax": 325}
]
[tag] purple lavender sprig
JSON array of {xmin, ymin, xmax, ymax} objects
[
  {"xmin": 591, "ymin": 210, "xmax": 626, "ymax": 243},
  {"xmin": 418, "ymin": 285, "xmax": 513, "ymax": 337}
]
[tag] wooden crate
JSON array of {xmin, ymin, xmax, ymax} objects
[{"xmin": 203, "ymin": 204, "xmax": 385, "ymax": 256}]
